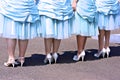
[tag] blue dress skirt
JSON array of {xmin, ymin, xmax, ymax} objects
[
  {"xmin": 0, "ymin": 0, "xmax": 40, "ymax": 40},
  {"xmin": 72, "ymin": 0, "xmax": 98, "ymax": 36},
  {"xmin": 96, "ymin": 0, "xmax": 120, "ymax": 30},
  {"xmin": 37, "ymin": 0, "xmax": 74, "ymax": 39}
]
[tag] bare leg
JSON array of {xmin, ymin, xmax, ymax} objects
[
  {"xmin": 77, "ymin": 35, "xmax": 87, "ymax": 54},
  {"xmin": 44, "ymin": 38, "xmax": 53, "ymax": 54},
  {"xmin": 98, "ymin": 30, "xmax": 105, "ymax": 50},
  {"xmin": 4, "ymin": 38, "xmax": 16, "ymax": 67},
  {"xmin": 104, "ymin": 30, "xmax": 111, "ymax": 57},
  {"xmin": 6, "ymin": 38, "xmax": 16, "ymax": 60},
  {"xmin": 52, "ymin": 39, "xmax": 61, "ymax": 63},
  {"xmin": 17, "ymin": 39, "xmax": 28, "ymax": 66},
  {"xmin": 44, "ymin": 38, "xmax": 53, "ymax": 64},
  {"xmin": 94, "ymin": 30, "xmax": 106, "ymax": 58},
  {"xmin": 104, "ymin": 30, "xmax": 110, "ymax": 48},
  {"xmin": 73, "ymin": 35, "xmax": 87, "ymax": 61},
  {"xmin": 53, "ymin": 39, "xmax": 61, "ymax": 53},
  {"xmin": 18, "ymin": 39, "xmax": 28, "ymax": 57}
]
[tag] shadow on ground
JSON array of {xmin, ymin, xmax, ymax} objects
[{"xmin": 24, "ymin": 46, "xmax": 120, "ymax": 66}]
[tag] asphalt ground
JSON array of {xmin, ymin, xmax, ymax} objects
[{"xmin": 0, "ymin": 30, "xmax": 120, "ymax": 80}]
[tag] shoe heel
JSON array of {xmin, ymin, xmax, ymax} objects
[
  {"xmin": 12, "ymin": 63, "xmax": 15, "ymax": 67},
  {"xmin": 44, "ymin": 54, "xmax": 52, "ymax": 64},
  {"xmin": 20, "ymin": 57, "xmax": 25, "ymax": 67},
  {"xmin": 16, "ymin": 57, "xmax": 25, "ymax": 67},
  {"xmin": 106, "ymin": 52, "xmax": 109, "ymax": 58},
  {"xmin": 48, "ymin": 58, "xmax": 52, "ymax": 64},
  {"xmin": 106, "ymin": 47, "xmax": 110, "ymax": 58},
  {"xmin": 94, "ymin": 48, "xmax": 106, "ymax": 58},
  {"xmin": 54, "ymin": 57, "xmax": 57, "ymax": 63},
  {"xmin": 52, "ymin": 53, "xmax": 58, "ymax": 63},
  {"xmin": 81, "ymin": 56, "xmax": 85, "ymax": 61},
  {"xmin": 73, "ymin": 50, "xmax": 85, "ymax": 61},
  {"xmin": 4, "ymin": 58, "xmax": 15, "ymax": 67},
  {"xmin": 102, "ymin": 53, "xmax": 105, "ymax": 58},
  {"xmin": 20, "ymin": 61, "xmax": 24, "ymax": 67}
]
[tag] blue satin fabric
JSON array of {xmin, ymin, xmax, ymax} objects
[
  {"xmin": 37, "ymin": 0, "xmax": 74, "ymax": 20},
  {"xmin": 0, "ymin": 0, "xmax": 39, "ymax": 22},
  {"xmin": 96, "ymin": 0, "xmax": 119, "ymax": 15},
  {"xmin": 76, "ymin": 0, "xmax": 97, "ymax": 22}
]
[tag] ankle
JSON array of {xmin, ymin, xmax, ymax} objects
[
  {"xmin": 46, "ymin": 54, "xmax": 52, "ymax": 59},
  {"xmin": 7, "ymin": 58, "xmax": 15, "ymax": 63},
  {"xmin": 78, "ymin": 50, "xmax": 84, "ymax": 54},
  {"xmin": 18, "ymin": 57, "xmax": 25, "ymax": 62}
]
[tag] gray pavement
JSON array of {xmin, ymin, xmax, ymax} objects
[{"xmin": 0, "ymin": 33, "xmax": 120, "ymax": 80}]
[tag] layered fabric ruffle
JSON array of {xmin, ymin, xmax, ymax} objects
[
  {"xmin": 76, "ymin": 0, "xmax": 97, "ymax": 22},
  {"xmin": 37, "ymin": 16, "xmax": 72, "ymax": 39},
  {"xmin": 0, "ymin": 0, "xmax": 40, "ymax": 39},
  {"xmin": 97, "ymin": 13, "xmax": 120, "ymax": 30},
  {"xmin": 71, "ymin": 0, "xmax": 98, "ymax": 36},
  {"xmin": 72, "ymin": 12, "xmax": 98, "ymax": 36},
  {"xmin": 96, "ymin": 0, "xmax": 119, "ymax": 15},
  {"xmin": 0, "ymin": 14, "xmax": 40, "ymax": 39},
  {"xmin": 96, "ymin": 0, "xmax": 120, "ymax": 30},
  {"xmin": 37, "ymin": 0, "xmax": 74, "ymax": 39},
  {"xmin": 0, "ymin": 0, "xmax": 39, "ymax": 22},
  {"xmin": 37, "ymin": 0, "xmax": 74, "ymax": 20}
]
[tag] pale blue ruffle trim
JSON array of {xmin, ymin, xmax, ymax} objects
[
  {"xmin": 98, "ymin": 13, "xmax": 120, "ymax": 30},
  {"xmin": 71, "ymin": 12, "xmax": 98, "ymax": 36},
  {"xmin": 0, "ymin": 14, "xmax": 40, "ymax": 40},
  {"xmin": 37, "ymin": 16, "xmax": 73, "ymax": 39},
  {"xmin": 76, "ymin": 0, "xmax": 97, "ymax": 22},
  {"xmin": 37, "ymin": 0, "xmax": 74, "ymax": 20},
  {"xmin": 96, "ymin": 0, "xmax": 120, "ymax": 15},
  {"xmin": 0, "ymin": 0, "xmax": 40, "ymax": 22}
]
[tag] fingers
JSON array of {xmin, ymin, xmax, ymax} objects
[{"xmin": 72, "ymin": 2, "xmax": 77, "ymax": 11}]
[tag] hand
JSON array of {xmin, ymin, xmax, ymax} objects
[{"xmin": 72, "ymin": 0, "xmax": 77, "ymax": 11}]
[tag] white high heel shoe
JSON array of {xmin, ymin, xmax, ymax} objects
[
  {"xmin": 4, "ymin": 58, "xmax": 16, "ymax": 67},
  {"xmin": 44, "ymin": 54, "xmax": 52, "ymax": 64},
  {"xmin": 94, "ymin": 47, "xmax": 110, "ymax": 58},
  {"xmin": 94, "ymin": 48, "xmax": 106, "ymax": 58},
  {"xmin": 15, "ymin": 57, "xmax": 25, "ymax": 67},
  {"xmin": 105, "ymin": 47, "xmax": 110, "ymax": 58},
  {"xmin": 52, "ymin": 53, "xmax": 58, "ymax": 63},
  {"xmin": 73, "ymin": 51, "xmax": 85, "ymax": 61}
]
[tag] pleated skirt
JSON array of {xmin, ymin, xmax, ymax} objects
[
  {"xmin": 72, "ymin": 12, "xmax": 98, "ymax": 36},
  {"xmin": 0, "ymin": 14, "xmax": 39, "ymax": 40},
  {"xmin": 37, "ymin": 16, "xmax": 73, "ymax": 39},
  {"xmin": 98, "ymin": 13, "xmax": 120, "ymax": 30}
]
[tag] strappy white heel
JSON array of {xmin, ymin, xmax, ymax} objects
[
  {"xmin": 15, "ymin": 57, "xmax": 25, "ymax": 67},
  {"xmin": 4, "ymin": 58, "xmax": 16, "ymax": 67}
]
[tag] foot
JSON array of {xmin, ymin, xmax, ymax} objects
[
  {"xmin": 15, "ymin": 57, "xmax": 25, "ymax": 67},
  {"xmin": 105, "ymin": 47, "xmax": 110, "ymax": 58},
  {"xmin": 94, "ymin": 48, "xmax": 106, "ymax": 58},
  {"xmin": 44, "ymin": 54, "xmax": 53, "ymax": 64},
  {"xmin": 73, "ymin": 51, "xmax": 85, "ymax": 61},
  {"xmin": 52, "ymin": 53, "xmax": 58, "ymax": 63},
  {"xmin": 4, "ymin": 58, "xmax": 16, "ymax": 67}
]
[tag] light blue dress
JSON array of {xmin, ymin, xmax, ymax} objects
[
  {"xmin": 37, "ymin": 0, "xmax": 74, "ymax": 39},
  {"xmin": 96, "ymin": 0, "xmax": 120, "ymax": 30},
  {"xmin": 0, "ymin": 0, "xmax": 40, "ymax": 39},
  {"xmin": 72, "ymin": 0, "xmax": 98, "ymax": 36}
]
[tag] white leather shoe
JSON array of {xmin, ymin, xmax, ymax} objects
[
  {"xmin": 73, "ymin": 51, "xmax": 85, "ymax": 61},
  {"xmin": 52, "ymin": 53, "xmax": 58, "ymax": 63}
]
